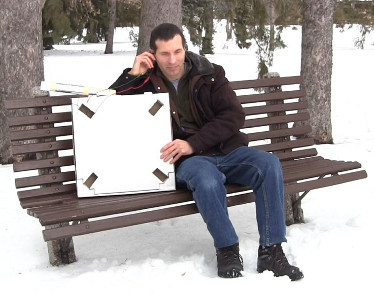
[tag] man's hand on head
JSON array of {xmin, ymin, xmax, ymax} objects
[{"xmin": 128, "ymin": 51, "xmax": 156, "ymax": 76}]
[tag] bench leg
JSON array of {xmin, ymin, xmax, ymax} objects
[
  {"xmin": 285, "ymin": 193, "xmax": 304, "ymax": 225},
  {"xmin": 46, "ymin": 223, "xmax": 77, "ymax": 266}
]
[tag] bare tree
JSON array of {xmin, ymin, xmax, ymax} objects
[
  {"xmin": 263, "ymin": 0, "xmax": 277, "ymax": 51},
  {"xmin": 300, "ymin": 0, "xmax": 335, "ymax": 143},
  {"xmin": 105, "ymin": 0, "xmax": 117, "ymax": 54},
  {"xmin": 0, "ymin": 0, "xmax": 45, "ymax": 164},
  {"xmin": 137, "ymin": 0, "xmax": 182, "ymax": 54}
]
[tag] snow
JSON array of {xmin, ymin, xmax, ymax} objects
[{"xmin": 1, "ymin": 22, "xmax": 374, "ymax": 292}]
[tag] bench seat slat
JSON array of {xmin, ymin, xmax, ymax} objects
[
  {"xmin": 42, "ymin": 169, "xmax": 368, "ymax": 242},
  {"xmin": 281, "ymin": 156, "xmax": 323, "ymax": 167},
  {"xmin": 284, "ymin": 170, "xmax": 367, "ymax": 195},
  {"xmin": 42, "ymin": 190, "xmax": 255, "ymax": 241},
  {"xmin": 11, "ymin": 139, "xmax": 73, "ymax": 155},
  {"xmin": 31, "ymin": 190, "xmax": 195, "ymax": 223},
  {"xmin": 276, "ymin": 148, "xmax": 318, "ymax": 161},
  {"xmin": 10, "ymin": 126, "xmax": 73, "ymax": 142},
  {"xmin": 25, "ymin": 194, "xmax": 77, "ymax": 212},
  {"xmin": 32, "ymin": 157, "xmax": 366, "ymax": 229},
  {"xmin": 283, "ymin": 160, "xmax": 363, "ymax": 183},
  {"xmin": 18, "ymin": 183, "xmax": 77, "ymax": 200},
  {"xmin": 7, "ymin": 112, "xmax": 72, "ymax": 127},
  {"xmin": 28, "ymin": 185, "xmax": 251, "ymax": 225},
  {"xmin": 41, "ymin": 191, "xmax": 256, "ymax": 241},
  {"xmin": 27, "ymin": 158, "xmax": 362, "ymax": 223}
]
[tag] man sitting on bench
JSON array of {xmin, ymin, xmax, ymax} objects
[{"xmin": 110, "ymin": 23, "xmax": 303, "ymax": 281}]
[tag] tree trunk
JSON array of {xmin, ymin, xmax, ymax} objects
[
  {"xmin": 264, "ymin": 72, "xmax": 304, "ymax": 225},
  {"xmin": 105, "ymin": 0, "xmax": 117, "ymax": 54},
  {"xmin": 86, "ymin": 20, "xmax": 99, "ymax": 43},
  {"xmin": 0, "ymin": 0, "xmax": 45, "ymax": 164},
  {"xmin": 263, "ymin": 0, "xmax": 276, "ymax": 52},
  {"xmin": 137, "ymin": 0, "xmax": 182, "ymax": 54},
  {"xmin": 201, "ymin": 0, "xmax": 214, "ymax": 55},
  {"xmin": 300, "ymin": 0, "xmax": 335, "ymax": 144}
]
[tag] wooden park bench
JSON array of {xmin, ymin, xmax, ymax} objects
[{"xmin": 4, "ymin": 75, "xmax": 367, "ymax": 266}]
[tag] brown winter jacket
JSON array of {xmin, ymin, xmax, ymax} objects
[{"xmin": 110, "ymin": 51, "xmax": 249, "ymax": 159}]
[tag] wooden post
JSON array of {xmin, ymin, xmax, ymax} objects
[{"xmin": 263, "ymin": 73, "xmax": 304, "ymax": 225}]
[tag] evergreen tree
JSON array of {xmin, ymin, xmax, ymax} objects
[
  {"xmin": 335, "ymin": 0, "xmax": 374, "ymax": 49},
  {"xmin": 232, "ymin": 0, "xmax": 287, "ymax": 77},
  {"xmin": 42, "ymin": 0, "xmax": 141, "ymax": 45},
  {"xmin": 42, "ymin": 0, "xmax": 76, "ymax": 44},
  {"xmin": 182, "ymin": 0, "xmax": 206, "ymax": 48}
]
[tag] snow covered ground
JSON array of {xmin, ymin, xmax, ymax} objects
[{"xmin": 1, "ymin": 23, "xmax": 373, "ymax": 292}]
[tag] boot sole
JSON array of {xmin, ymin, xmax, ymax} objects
[{"xmin": 218, "ymin": 269, "xmax": 243, "ymax": 278}]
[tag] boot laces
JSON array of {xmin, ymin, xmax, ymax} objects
[
  {"xmin": 273, "ymin": 245, "xmax": 291, "ymax": 270},
  {"xmin": 219, "ymin": 248, "xmax": 243, "ymax": 267}
]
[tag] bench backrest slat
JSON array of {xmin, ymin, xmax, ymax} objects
[
  {"xmin": 255, "ymin": 137, "xmax": 315, "ymax": 153},
  {"xmin": 7, "ymin": 112, "xmax": 72, "ymax": 127},
  {"xmin": 4, "ymin": 96, "xmax": 79, "ymax": 109},
  {"xmin": 243, "ymin": 112, "xmax": 309, "ymax": 128},
  {"xmin": 11, "ymin": 139, "xmax": 73, "ymax": 155},
  {"xmin": 15, "ymin": 171, "xmax": 76, "ymax": 189},
  {"xmin": 13, "ymin": 156, "xmax": 75, "ymax": 172},
  {"xmin": 18, "ymin": 183, "xmax": 77, "ymax": 200},
  {"xmin": 230, "ymin": 76, "xmax": 302, "ymax": 90},
  {"xmin": 238, "ymin": 89, "xmax": 305, "ymax": 104},
  {"xmin": 243, "ymin": 100, "xmax": 308, "ymax": 115},
  {"xmin": 10, "ymin": 126, "xmax": 73, "ymax": 141},
  {"xmin": 247, "ymin": 125, "xmax": 312, "ymax": 142}
]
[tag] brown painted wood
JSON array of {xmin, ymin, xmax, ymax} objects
[
  {"xmin": 238, "ymin": 89, "xmax": 306, "ymax": 104},
  {"xmin": 13, "ymin": 156, "xmax": 74, "ymax": 172},
  {"xmin": 230, "ymin": 76, "xmax": 302, "ymax": 90},
  {"xmin": 7, "ymin": 112, "xmax": 72, "ymax": 127},
  {"xmin": 4, "ymin": 75, "xmax": 368, "ymax": 243},
  {"xmin": 15, "ymin": 171, "xmax": 76, "ymax": 189},
  {"xmin": 10, "ymin": 126, "xmax": 73, "ymax": 142},
  {"xmin": 11, "ymin": 139, "xmax": 73, "ymax": 155},
  {"xmin": 4, "ymin": 95, "xmax": 81, "ymax": 109}
]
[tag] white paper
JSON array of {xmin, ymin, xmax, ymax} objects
[{"xmin": 71, "ymin": 92, "xmax": 175, "ymax": 197}]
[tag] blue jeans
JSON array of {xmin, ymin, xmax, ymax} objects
[{"xmin": 176, "ymin": 146, "xmax": 287, "ymax": 249}]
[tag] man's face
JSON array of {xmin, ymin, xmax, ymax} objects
[{"xmin": 154, "ymin": 34, "xmax": 186, "ymax": 82}]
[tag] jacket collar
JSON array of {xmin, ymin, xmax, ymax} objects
[{"xmin": 186, "ymin": 51, "xmax": 214, "ymax": 76}]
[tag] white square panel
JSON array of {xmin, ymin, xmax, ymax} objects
[{"xmin": 71, "ymin": 92, "xmax": 175, "ymax": 197}]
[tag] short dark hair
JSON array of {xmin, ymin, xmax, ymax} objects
[{"xmin": 149, "ymin": 23, "xmax": 187, "ymax": 52}]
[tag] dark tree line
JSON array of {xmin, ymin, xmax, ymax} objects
[
  {"xmin": 42, "ymin": 0, "xmax": 373, "ymax": 76},
  {"xmin": 42, "ymin": 0, "xmax": 141, "ymax": 47}
]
